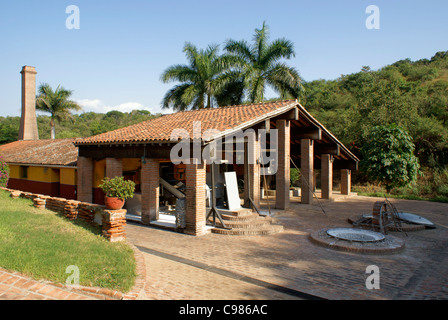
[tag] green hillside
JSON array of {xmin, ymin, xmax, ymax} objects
[
  {"xmin": 300, "ymin": 50, "xmax": 448, "ymax": 201},
  {"xmin": 302, "ymin": 50, "xmax": 448, "ymax": 168}
]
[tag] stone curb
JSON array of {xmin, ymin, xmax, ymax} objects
[{"xmin": 308, "ymin": 228, "xmax": 405, "ymax": 255}]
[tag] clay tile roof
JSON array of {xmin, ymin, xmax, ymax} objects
[
  {"xmin": 0, "ymin": 138, "xmax": 79, "ymax": 166},
  {"xmin": 75, "ymin": 100, "xmax": 298, "ymax": 145}
]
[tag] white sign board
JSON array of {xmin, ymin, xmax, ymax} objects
[{"xmin": 224, "ymin": 172, "xmax": 241, "ymax": 211}]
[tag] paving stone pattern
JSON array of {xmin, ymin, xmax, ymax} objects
[{"xmin": 127, "ymin": 195, "xmax": 448, "ymax": 300}]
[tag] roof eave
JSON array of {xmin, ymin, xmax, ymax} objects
[{"xmin": 203, "ymin": 101, "xmax": 298, "ymax": 143}]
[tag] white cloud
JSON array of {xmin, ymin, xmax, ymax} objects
[
  {"xmin": 76, "ymin": 99, "xmax": 104, "ymax": 112},
  {"xmin": 76, "ymin": 99, "xmax": 163, "ymax": 114}
]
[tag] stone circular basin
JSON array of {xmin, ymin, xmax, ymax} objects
[
  {"xmin": 309, "ymin": 228, "xmax": 405, "ymax": 254},
  {"xmin": 326, "ymin": 228, "xmax": 385, "ymax": 242}
]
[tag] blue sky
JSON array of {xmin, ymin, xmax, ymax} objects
[{"xmin": 0, "ymin": 0, "xmax": 447, "ymax": 117}]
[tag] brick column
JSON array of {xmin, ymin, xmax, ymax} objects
[
  {"xmin": 244, "ymin": 131, "xmax": 261, "ymax": 208},
  {"xmin": 301, "ymin": 139, "xmax": 314, "ymax": 204},
  {"xmin": 77, "ymin": 156, "xmax": 93, "ymax": 203},
  {"xmin": 185, "ymin": 159, "xmax": 207, "ymax": 236},
  {"xmin": 102, "ymin": 209, "xmax": 127, "ymax": 242},
  {"xmin": 276, "ymin": 119, "xmax": 290, "ymax": 209},
  {"xmin": 106, "ymin": 158, "xmax": 123, "ymax": 178},
  {"xmin": 141, "ymin": 159, "xmax": 159, "ymax": 225},
  {"xmin": 321, "ymin": 154, "xmax": 333, "ymax": 199},
  {"xmin": 341, "ymin": 169, "xmax": 351, "ymax": 195}
]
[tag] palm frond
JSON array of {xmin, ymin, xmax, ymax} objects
[
  {"xmin": 160, "ymin": 64, "xmax": 199, "ymax": 83},
  {"xmin": 266, "ymin": 63, "xmax": 303, "ymax": 99},
  {"xmin": 183, "ymin": 42, "xmax": 200, "ymax": 68},
  {"xmin": 224, "ymin": 39, "xmax": 255, "ymax": 64},
  {"xmin": 253, "ymin": 21, "xmax": 269, "ymax": 61},
  {"xmin": 259, "ymin": 38, "xmax": 295, "ymax": 68}
]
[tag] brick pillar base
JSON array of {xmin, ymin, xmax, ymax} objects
[
  {"xmin": 341, "ymin": 169, "xmax": 351, "ymax": 195},
  {"xmin": 301, "ymin": 139, "xmax": 314, "ymax": 204},
  {"xmin": 141, "ymin": 159, "xmax": 159, "ymax": 225},
  {"xmin": 321, "ymin": 154, "xmax": 333, "ymax": 199},
  {"xmin": 185, "ymin": 160, "xmax": 207, "ymax": 236}
]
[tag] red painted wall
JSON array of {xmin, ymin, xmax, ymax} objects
[
  {"xmin": 93, "ymin": 187, "xmax": 105, "ymax": 205},
  {"xmin": 8, "ymin": 178, "xmax": 60, "ymax": 197},
  {"xmin": 60, "ymin": 184, "xmax": 76, "ymax": 200}
]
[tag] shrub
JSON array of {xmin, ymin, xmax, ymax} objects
[
  {"xmin": 99, "ymin": 176, "xmax": 135, "ymax": 200},
  {"xmin": 360, "ymin": 124, "xmax": 420, "ymax": 193},
  {"xmin": 0, "ymin": 155, "xmax": 9, "ymax": 188},
  {"xmin": 290, "ymin": 168, "xmax": 300, "ymax": 187}
]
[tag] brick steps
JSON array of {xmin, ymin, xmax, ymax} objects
[
  {"xmin": 209, "ymin": 207, "xmax": 283, "ymax": 236},
  {"xmin": 219, "ymin": 212, "xmax": 261, "ymax": 221},
  {"xmin": 212, "ymin": 224, "xmax": 283, "ymax": 236},
  {"xmin": 211, "ymin": 217, "xmax": 272, "ymax": 229}
]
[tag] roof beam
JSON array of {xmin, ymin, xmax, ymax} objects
[
  {"xmin": 333, "ymin": 159, "xmax": 358, "ymax": 171},
  {"xmin": 78, "ymin": 144, "xmax": 173, "ymax": 160},
  {"xmin": 292, "ymin": 127, "xmax": 322, "ymax": 140},
  {"xmin": 253, "ymin": 119, "xmax": 270, "ymax": 133},
  {"xmin": 273, "ymin": 107, "xmax": 299, "ymax": 121},
  {"xmin": 315, "ymin": 144, "xmax": 340, "ymax": 156}
]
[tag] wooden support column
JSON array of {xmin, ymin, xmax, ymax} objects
[
  {"xmin": 321, "ymin": 154, "xmax": 333, "ymax": 199},
  {"xmin": 185, "ymin": 159, "xmax": 207, "ymax": 236},
  {"xmin": 141, "ymin": 159, "xmax": 160, "ymax": 225},
  {"xmin": 106, "ymin": 158, "xmax": 123, "ymax": 178},
  {"xmin": 77, "ymin": 156, "xmax": 93, "ymax": 203},
  {"xmin": 341, "ymin": 169, "xmax": 351, "ymax": 195},
  {"xmin": 244, "ymin": 131, "xmax": 261, "ymax": 209},
  {"xmin": 301, "ymin": 139, "xmax": 314, "ymax": 204},
  {"xmin": 276, "ymin": 119, "xmax": 290, "ymax": 210}
]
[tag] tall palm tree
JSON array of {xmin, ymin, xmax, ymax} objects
[
  {"xmin": 160, "ymin": 42, "xmax": 236, "ymax": 111},
  {"xmin": 35, "ymin": 83, "xmax": 82, "ymax": 139},
  {"xmin": 224, "ymin": 22, "xmax": 303, "ymax": 103}
]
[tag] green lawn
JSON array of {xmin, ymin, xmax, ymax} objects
[
  {"xmin": 355, "ymin": 191, "xmax": 448, "ymax": 203},
  {"xmin": 0, "ymin": 190, "xmax": 136, "ymax": 292}
]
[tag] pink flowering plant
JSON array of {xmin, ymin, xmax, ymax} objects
[{"xmin": 0, "ymin": 155, "xmax": 9, "ymax": 188}]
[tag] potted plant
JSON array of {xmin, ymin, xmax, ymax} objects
[{"xmin": 99, "ymin": 176, "xmax": 136, "ymax": 210}]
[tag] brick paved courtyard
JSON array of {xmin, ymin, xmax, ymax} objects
[{"xmin": 127, "ymin": 194, "xmax": 448, "ymax": 300}]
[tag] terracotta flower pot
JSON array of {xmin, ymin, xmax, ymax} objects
[{"xmin": 105, "ymin": 197, "xmax": 125, "ymax": 210}]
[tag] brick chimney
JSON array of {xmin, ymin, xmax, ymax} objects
[{"xmin": 18, "ymin": 65, "xmax": 39, "ymax": 140}]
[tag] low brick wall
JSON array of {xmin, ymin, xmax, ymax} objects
[{"xmin": 1, "ymin": 187, "xmax": 126, "ymax": 242}]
